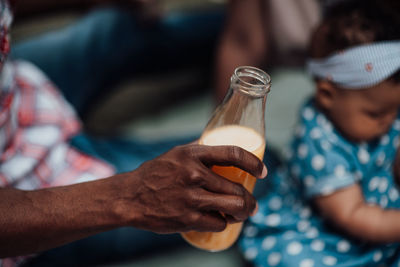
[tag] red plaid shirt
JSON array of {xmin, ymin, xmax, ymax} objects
[
  {"xmin": 0, "ymin": 62, "xmax": 115, "ymax": 267},
  {"xmin": 0, "ymin": 61, "xmax": 114, "ymax": 190},
  {"xmin": 0, "ymin": 1, "xmax": 115, "ymax": 266}
]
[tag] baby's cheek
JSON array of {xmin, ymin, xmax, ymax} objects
[{"xmin": 348, "ymin": 119, "xmax": 378, "ymax": 142}]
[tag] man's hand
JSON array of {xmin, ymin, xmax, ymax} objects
[
  {"xmin": 0, "ymin": 144, "xmax": 266, "ymax": 257},
  {"xmin": 120, "ymin": 144, "xmax": 267, "ymax": 234}
]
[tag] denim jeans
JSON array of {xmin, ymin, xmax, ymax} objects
[{"xmin": 11, "ymin": 6, "xmax": 225, "ymax": 116}]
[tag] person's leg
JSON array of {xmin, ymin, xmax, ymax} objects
[
  {"xmin": 69, "ymin": 133, "xmax": 197, "ymax": 173},
  {"xmin": 25, "ymin": 227, "xmax": 185, "ymax": 267},
  {"xmin": 11, "ymin": 7, "xmax": 148, "ymax": 115},
  {"xmin": 11, "ymin": 7, "xmax": 225, "ymax": 117}
]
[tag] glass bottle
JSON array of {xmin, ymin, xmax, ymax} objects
[{"xmin": 181, "ymin": 66, "xmax": 271, "ymax": 251}]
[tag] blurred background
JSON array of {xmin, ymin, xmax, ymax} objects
[{"xmin": 10, "ymin": 0, "xmax": 314, "ymax": 266}]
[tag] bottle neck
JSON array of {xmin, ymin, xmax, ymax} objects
[
  {"xmin": 220, "ymin": 86, "xmax": 266, "ymax": 134},
  {"xmin": 203, "ymin": 66, "xmax": 271, "ymax": 137},
  {"xmin": 231, "ymin": 66, "xmax": 271, "ymax": 98}
]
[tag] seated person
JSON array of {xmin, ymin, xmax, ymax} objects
[
  {"xmin": 240, "ymin": 0, "xmax": 400, "ymax": 266},
  {"xmin": 12, "ymin": 0, "xmax": 224, "ymax": 119},
  {"xmin": 0, "ymin": 0, "xmax": 266, "ymax": 266},
  {"xmin": 214, "ymin": 0, "xmax": 322, "ymax": 102}
]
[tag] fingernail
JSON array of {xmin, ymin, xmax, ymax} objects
[
  {"xmin": 260, "ymin": 165, "xmax": 268, "ymax": 179},
  {"xmin": 251, "ymin": 202, "xmax": 259, "ymax": 216}
]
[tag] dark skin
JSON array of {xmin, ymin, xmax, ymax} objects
[
  {"xmin": 314, "ymin": 79, "xmax": 400, "ymax": 243},
  {"xmin": 0, "ymin": 144, "xmax": 267, "ymax": 258},
  {"xmin": 307, "ymin": 17, "xmax": 400, "ymax": 243},
  {"xmin": 215, "ymin": 0, "xmax": 268, "ymax": 103},
  {"xmin": 3, "ymin": 0, "xmax": 266, "ymax": 258}
]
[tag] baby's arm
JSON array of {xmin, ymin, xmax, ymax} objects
[{"xmin": 315, "ymin": 184, "xmax": 400, "ymax": 243}]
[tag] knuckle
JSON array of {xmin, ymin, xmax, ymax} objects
[
  {"xmin": 187, "ymin": 189, "xmax": 200, "ymax": 206},
  {"xmin": 174, "ymin": 144, "xmax": 195, "ymax": 155},
  {"xmin": 175, "ymin": 144, "xmax": 188, "ymax": 155},
  {"xmin": 215, "ymin": 219, "xmax": 227, "ymax": 232},
  {"xmin": 187, "ymin": 212, "xmax": 201, "ymax": 225},
  {"xmin": 170, "ymin": 145, "xmax": 200, "ymax": 164},
  {"xmin": 189, "ymin": 169, "xmax": 205, "ymax": 185},
  {"xmin": 167, "ymin": 146, "xmax": 182, "ymax": 158},
  {"xmin": 139, "ymin": 160, "xmax": 151, "ymax": 170},
  {"xmin": 188, "ymin": 144, "xmax": 201, "ymax": 158},
  {"xmin": 170, "ymin": 145, "xmax": 182, "ymax": 152}
]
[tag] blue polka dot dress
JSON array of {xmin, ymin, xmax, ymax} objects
[{"xmin": 240, "ymin": 98, "xmax": 400, "ymax": 267}]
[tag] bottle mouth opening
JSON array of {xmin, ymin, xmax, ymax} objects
[{"xmin": 232, "ymin": 66, "xmax": 271, "ymax": 96}]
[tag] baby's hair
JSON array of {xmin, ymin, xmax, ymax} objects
[{"xmin": 310, "ymin": 0, "xmax": 400, "ymax": 82}]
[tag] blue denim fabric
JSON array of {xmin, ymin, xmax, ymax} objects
[{"xmin": 11, "ymin": 6, "xmax": 225, "ymax": 116}]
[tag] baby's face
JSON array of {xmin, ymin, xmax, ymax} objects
[{"xmin": 326, "ymin": 80, "xmax": 400, "ymax": 142}]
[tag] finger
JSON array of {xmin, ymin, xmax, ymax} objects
[
  {"xmin": 193, "ymin": 145, "xmax": 267, "ymax": 179},
  {"xmin": 186, "ymin": 211, "xmax": 227, "ymax": 232},
  {"xmin": 225, "ymin": 202, "xmax": 258, "ymax": 223},
  {"xmin": 199, "ymin": 167, "xmax": 250, "ymax": 196},
  {"xmin": 225, "ymin": 201, "xmax": 258, "ymax": 224},
  {"xmin": 191, "ymin": 188, "xmax": 257, "ymax": 222},
  {"xmin": 225, "ymin": 214, "xmax": 241, "ymax": 224},
  {"xmin": 188, "ymin": 139, "xmax": 199, "ymax": 145}
]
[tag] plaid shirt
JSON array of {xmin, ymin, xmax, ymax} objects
[
  {"xmin": 0, "ymin": 61, "xmax": 114, "ymax": 190},
  {"xmin": 0, "ymin": 1, "xmax": 115, "ymax": 266}
]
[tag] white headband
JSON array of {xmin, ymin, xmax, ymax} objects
[{"xmin": 307, "ymin": 41, "xmax": 400, "ymax": 89}]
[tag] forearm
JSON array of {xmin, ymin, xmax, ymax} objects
[
  {"xmin": 215, "ymin": 33, "xmax": 269, "ymax": 103},
  {"xmin": 0, "ymin": 174, "xmax": 128, "ymax": 257},
  {"xmin": 335, "ymin": 204, "xmax": 400, "ymax": 243},
  {"xmin": 316, "ymin": 185, "xmax": 400, "ymax": 243},
  {"xmin": 0, "ymin": 144, "xmax": 266, "ymax": 257},
  {"xmin": 214, "ymin": 0, "xmax": 268, "ymax": 103},
  {"xmin": 215, "ymin": 40, "xmax": 255, "ymax": 103}
]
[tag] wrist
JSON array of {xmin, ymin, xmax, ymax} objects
[
  {"xmin": 107, "ymin": 171, "xmax": 142, "ymax": 227},
  {"xmin": 0, "ymin": 177, "xmax": 133, "ymax": 257}
]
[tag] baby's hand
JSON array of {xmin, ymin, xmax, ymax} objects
[{"xmin": 394, "ymin": 148, "xmax": 400, "ymax": 186}]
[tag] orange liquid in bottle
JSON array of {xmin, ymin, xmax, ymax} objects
[{"xmin": 181, "ymin": 125, "xmax": 265, "ymax": 251}]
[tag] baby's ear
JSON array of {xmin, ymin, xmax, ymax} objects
[{"xmin": 315, "ymin": 80, "xmax": 337, "ymax": 111}]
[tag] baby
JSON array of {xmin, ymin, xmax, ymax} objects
[{"xmin": 240, "ymin": 0, "xmax": 400, "ymax": 266}]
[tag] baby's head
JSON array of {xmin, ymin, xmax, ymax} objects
[{"xmin": 308, "ymin": 0, "xmax": 400, "ymax": 142}]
